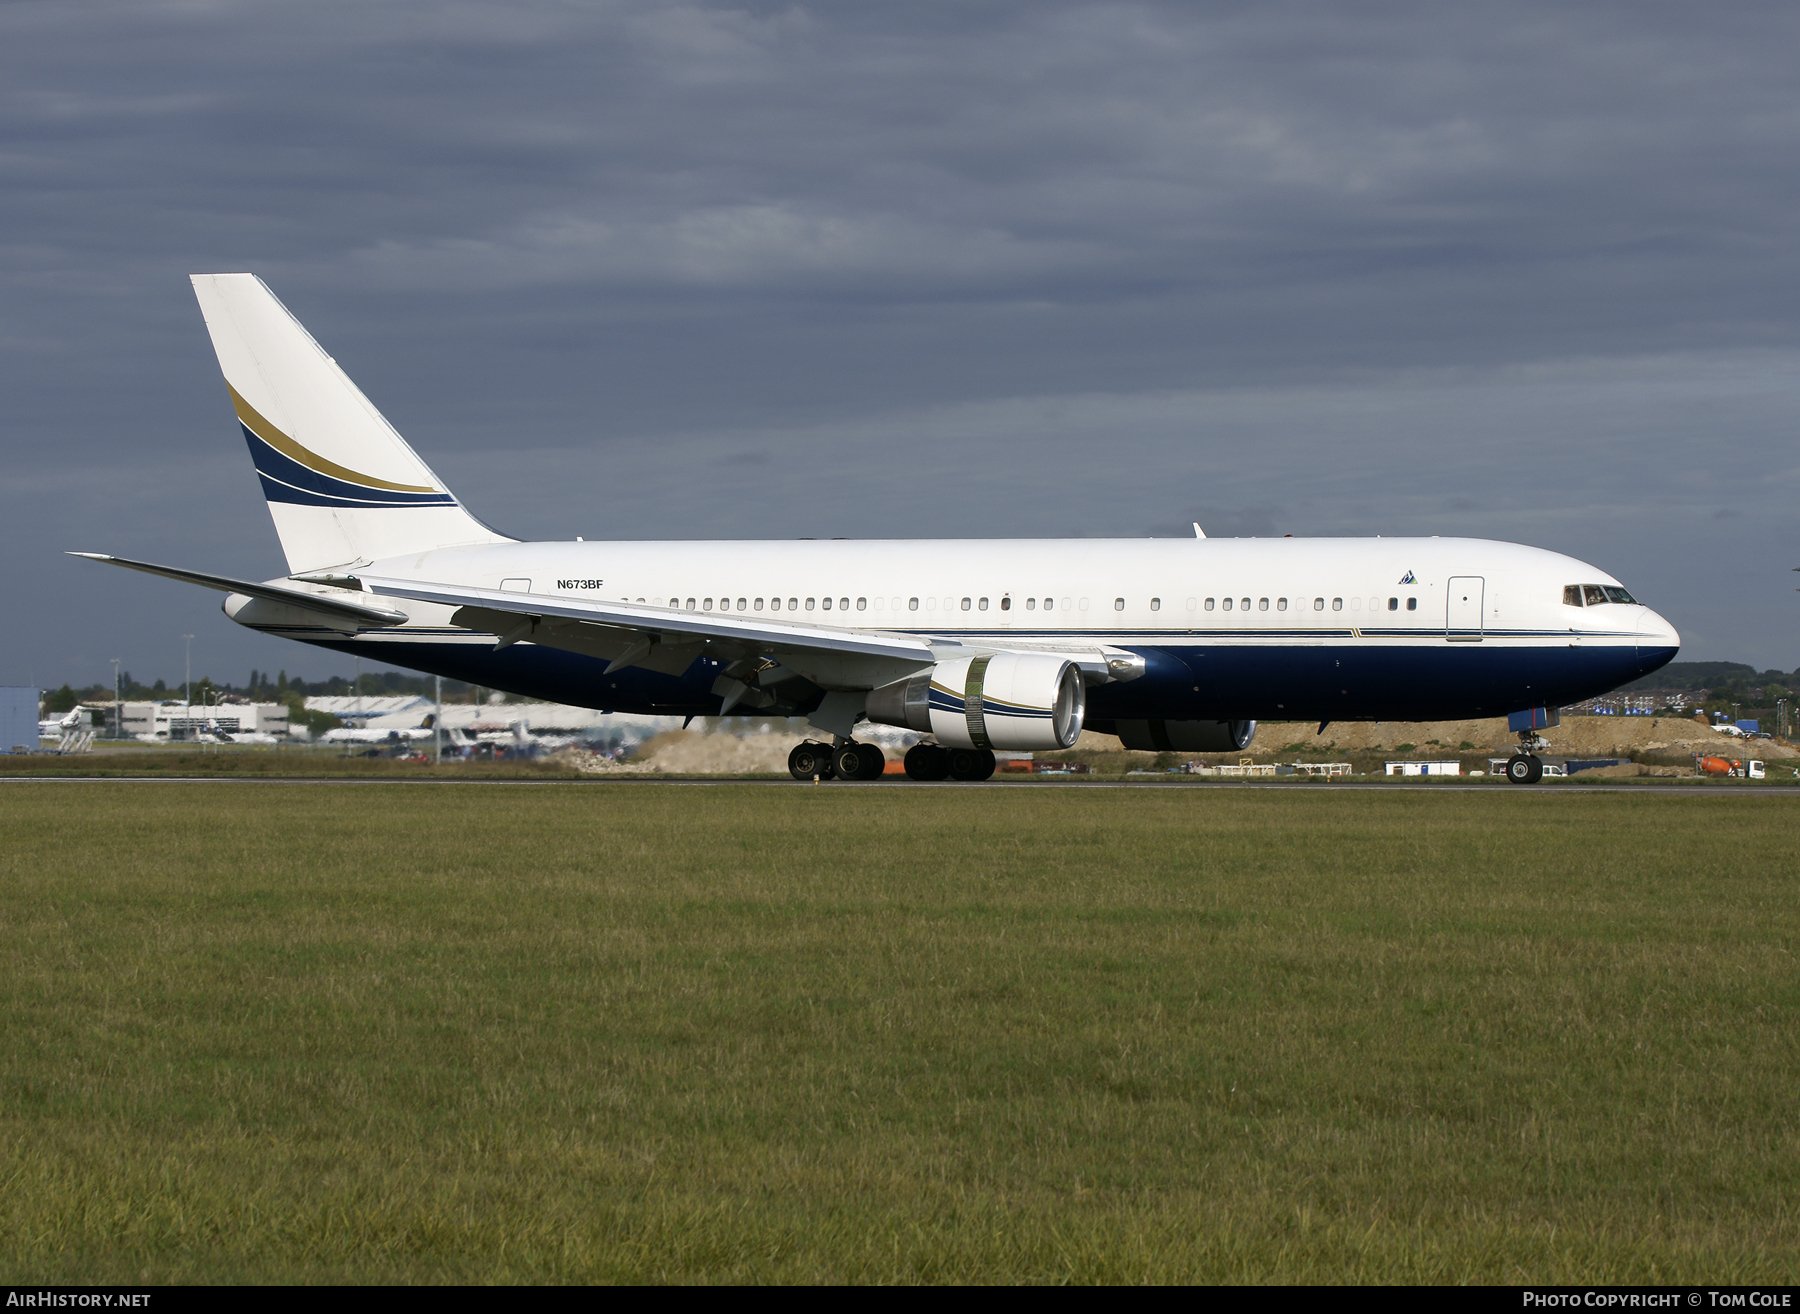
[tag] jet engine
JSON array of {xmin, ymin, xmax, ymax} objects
[
  {"xmin": 1113, "ymin": 718, "xmax": 1256, "ymax": 752},
  {"xmin": 866, "ymin": 653, "xmax": 1085, "ymax": 750}
]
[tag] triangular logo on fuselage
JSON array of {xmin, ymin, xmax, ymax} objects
[{"xmin": 1398, "ymin": 570, "xmax": 1416, "ymax": 584}]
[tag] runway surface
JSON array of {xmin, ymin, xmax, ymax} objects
[{"xmin": 3, "ymin": 776, "xmax": 1796, "ymax": 796}]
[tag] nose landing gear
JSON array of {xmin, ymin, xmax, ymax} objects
[
  {"xmin": 1504, "ymin": 728, "xmax": 1553, "ymax": 785},
  {"xmin": 1505, "ymin": 752, "xmax": 1544, "ymax": 784}
]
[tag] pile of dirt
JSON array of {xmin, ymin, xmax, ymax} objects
[
  {"xmin": 633, "ymin": 729, "xmax": 808, "ymax": 773},
  {"xmin": 547, "ymin": 733, "xmax": 807, "ymax": 774},
  {"xmin": 1075, "ymin": 715, "xmax": 1796, "ymax": 761}
]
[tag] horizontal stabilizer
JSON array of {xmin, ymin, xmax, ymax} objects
[{"xmin": 71, "ymin": 552, "xmax": 408, "ymax": 627}]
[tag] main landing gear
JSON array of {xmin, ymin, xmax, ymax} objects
[
  {"xmin": 904, "ymin": 744, "xmax": 995, "ymax": 782},
  {"xmin": 787, "ymin": 739, "xmax": 885, "ymax": 781},
  {"xmin": 787, "ymin": 740, "xmax": 997, "ymax": 782},
  {"xmin": 1504, "ymin": 728, "xmax": 1553, "ymax": 785}
]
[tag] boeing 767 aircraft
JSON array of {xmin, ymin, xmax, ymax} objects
[{"xmin": 76, "ymin": 274, "xmax": 1678, "ymax": 782}]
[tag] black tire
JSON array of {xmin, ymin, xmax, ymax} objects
[
  {"xmin": 904, "ymin": 743, "xmax": 951, "ymax": 781},
  {"xmin": 833, "ymin": 741, "xmax": 885, "ymax": 781},
  {"xmin": 1506, "ymin": 753, "xmax": 1542, "ymax": 785},
  {"xmin": 789, "ymin": 741, "xmax": 835, "ymax": 780},
  {"xmin": 947, "ymin": 748, "xmax": 997, "ymax": 782}
]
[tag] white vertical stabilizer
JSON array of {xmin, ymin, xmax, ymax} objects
[{"xmin": 191, "ymin": 273, "xmax": 512, "ymax": 574}]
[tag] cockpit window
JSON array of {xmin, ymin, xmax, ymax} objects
[
  {"xmin": 1582, "ymin": 584, "xmax": 1608, "ymax": 606},
  {"xmin": 1602, "ymin": 586, "xmax": 1638, "ymax": 605},
  {"xmin": 1563, "ymin": 586, "xmax": 1583, "ymax": 607}
]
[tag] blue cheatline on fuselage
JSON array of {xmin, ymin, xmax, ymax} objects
[{"xmin": 274, "ymin": 627, "xmax": 1679, "ymax": 725}]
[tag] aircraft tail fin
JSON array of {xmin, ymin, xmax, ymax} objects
[{"xmin": 190, "ymin": 273, "xmax": 512, "ymax": 574}]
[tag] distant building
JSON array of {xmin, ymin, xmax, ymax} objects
[
  {"xmin": 0, "ymin": 688, "xmax": 39, "ymax": 753},
  {"xmin": 303, "ymin": 695, "xmax": 434, "ymax": 725},
  {"xmin": 118, "ymin": 702, "xmax": 291, "ymax": 740}
]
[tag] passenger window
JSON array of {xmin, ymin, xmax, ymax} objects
[
  {"xmin": 738, "ymin": 598, "xmax": 747, "ymax": 610},
  {"xmin": 1388, "ymin": 597, "xmax": 1397, "ymax": 611},
  {"xmin": 999, "ymin": 596, "xmax": 1010, "ymax": 611},
  {"xmin": 754, "ymin": 598, "xmax": 763, "ymax": 611},
  {"xmin": 1276, "ymin": 597, "xmax": 1287, "ymax": 611},
  {"xmin": 1583, "ymin": 585, "xmax": 1607, "ymax": 606},
  {"xmin": 1314, "ymin": 597, "xmax": 1324, "ymax": 611},
  {"xmin": 1258, "ymin": 598, "xmax": 1269, "ymax": 611},
  {"xmin": 1026, "ymin": 597, "xmax": 1036, "ymax": 610},
  {"xmin": 806, "ymin": 598, "xmax": 816, "ymax": 610},
  {"xmin": 1205, "ymin": 598, "xmax": 1215, "ymax": 611},
  {"xmin": 840, "ymin": 598, "xmax": 849, "ymax": 610},
  {"xmin": 978, "ymin": 597, "xmax": 988, "ymax": 610},
  {"xmin": 1564, "ymin": 585, "xmax": 1583, "ymax": 607},
  {"xmin": 1222, "ymin": 597, "xmax": 1232, "ymax": 611},
  {"xmin": 703, "ymin": 598, "xmax": 713, "ymax": 610},
  {"xmin": 788, "ymin": 598, "xmax": 798, "ymax": 610},
  {"xmin": 1150, "ymin": 597, "xmax": 1161, "ymax": 611},
  {"xmin": 1332, "ymin": 598, "xmax": 1343, "ymax": 611},
  {"xmin": 1240, "ymin": 598, "xmax": 1250, "ymax": 611},
  {"xmin": 961, "ymin": 597, "xmax": 971, "ymax": 611},
  {"xmin": 770, "ymin": 597, "xmax": 780, "ymax": 611},
  {"xmin": 1407, "ymin": 597, "xmax": 1416, "ymax": 610},
  {"xmin": 821, "ymin": 597, "xmax": 831, "ymax": 610},
  {"xmin": 1114, "ymin": 598, "xmax": 1125, "ymax": 611},
  {"xmin": 856, "ymin": 597, "xmax": 866, "ymax": 611},
  {"xmin": 909, "ymin": 597, "xmax": 919, "ymax": 611}
]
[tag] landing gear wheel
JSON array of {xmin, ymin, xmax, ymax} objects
[
  {"xmin": 789, "ymin": 741, "xmax": 836, "ymax": 780},
  {"xmin": 904, "ymin": 743, "xmax": 951, "ymax": 781},
  {"xmin": 832, "ymin": 741, "xmax": 886, "ymax": 781},
  {"xmin": 1505, "ymin": 753, "xmax": 1544, "ymax": 785},
  {"xmin": 947, "ymin": 748, "xmax": 997, "ymax": 782}
]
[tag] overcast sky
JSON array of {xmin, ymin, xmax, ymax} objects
[{"xmin": 3, "ymin": 0, "xmax": 1796, "ymax": 690}]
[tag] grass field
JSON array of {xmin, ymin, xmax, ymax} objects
[{"xmin": 2, "ymin": 782, "xmax": 1796, "ymax": 1282}]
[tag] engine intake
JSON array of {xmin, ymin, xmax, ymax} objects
[
  {"xmin": 866, "ymin": 653, "xmax": 1085, "ymax": 750},
  {"xmin": 1113, "ymin": 719, "xmax": 1256, "ymax": 752}
]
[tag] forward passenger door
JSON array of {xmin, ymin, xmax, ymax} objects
[{"xmin": 1446, "ymin": 576, "xmax": 1484, "ymax": 642}]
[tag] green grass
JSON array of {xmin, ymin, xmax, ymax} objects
[
  {"xmin": 0, "ymin": 748, "xmax": 579, "ymax": 779},
  {"xmin": 2, "ymin": 783, "xmax": 1796, "ymax": 1282}
]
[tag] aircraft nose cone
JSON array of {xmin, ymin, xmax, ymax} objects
[{"xmin": 1634, "ymin": 608, "xmax": 1680, "ymax": 680}]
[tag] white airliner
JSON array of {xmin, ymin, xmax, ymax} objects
[{"xmin": 76, "ymin": 274, "xmax": 1679, "ymax": 783}]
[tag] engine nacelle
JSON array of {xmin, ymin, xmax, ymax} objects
[
  {"xmin": 866, "ymin": 653, "xmax": 1086, "ymax": 750},
  {"xmin": 1113, "ymin": 719, "xmax": 1256, "ymax": 752}
]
